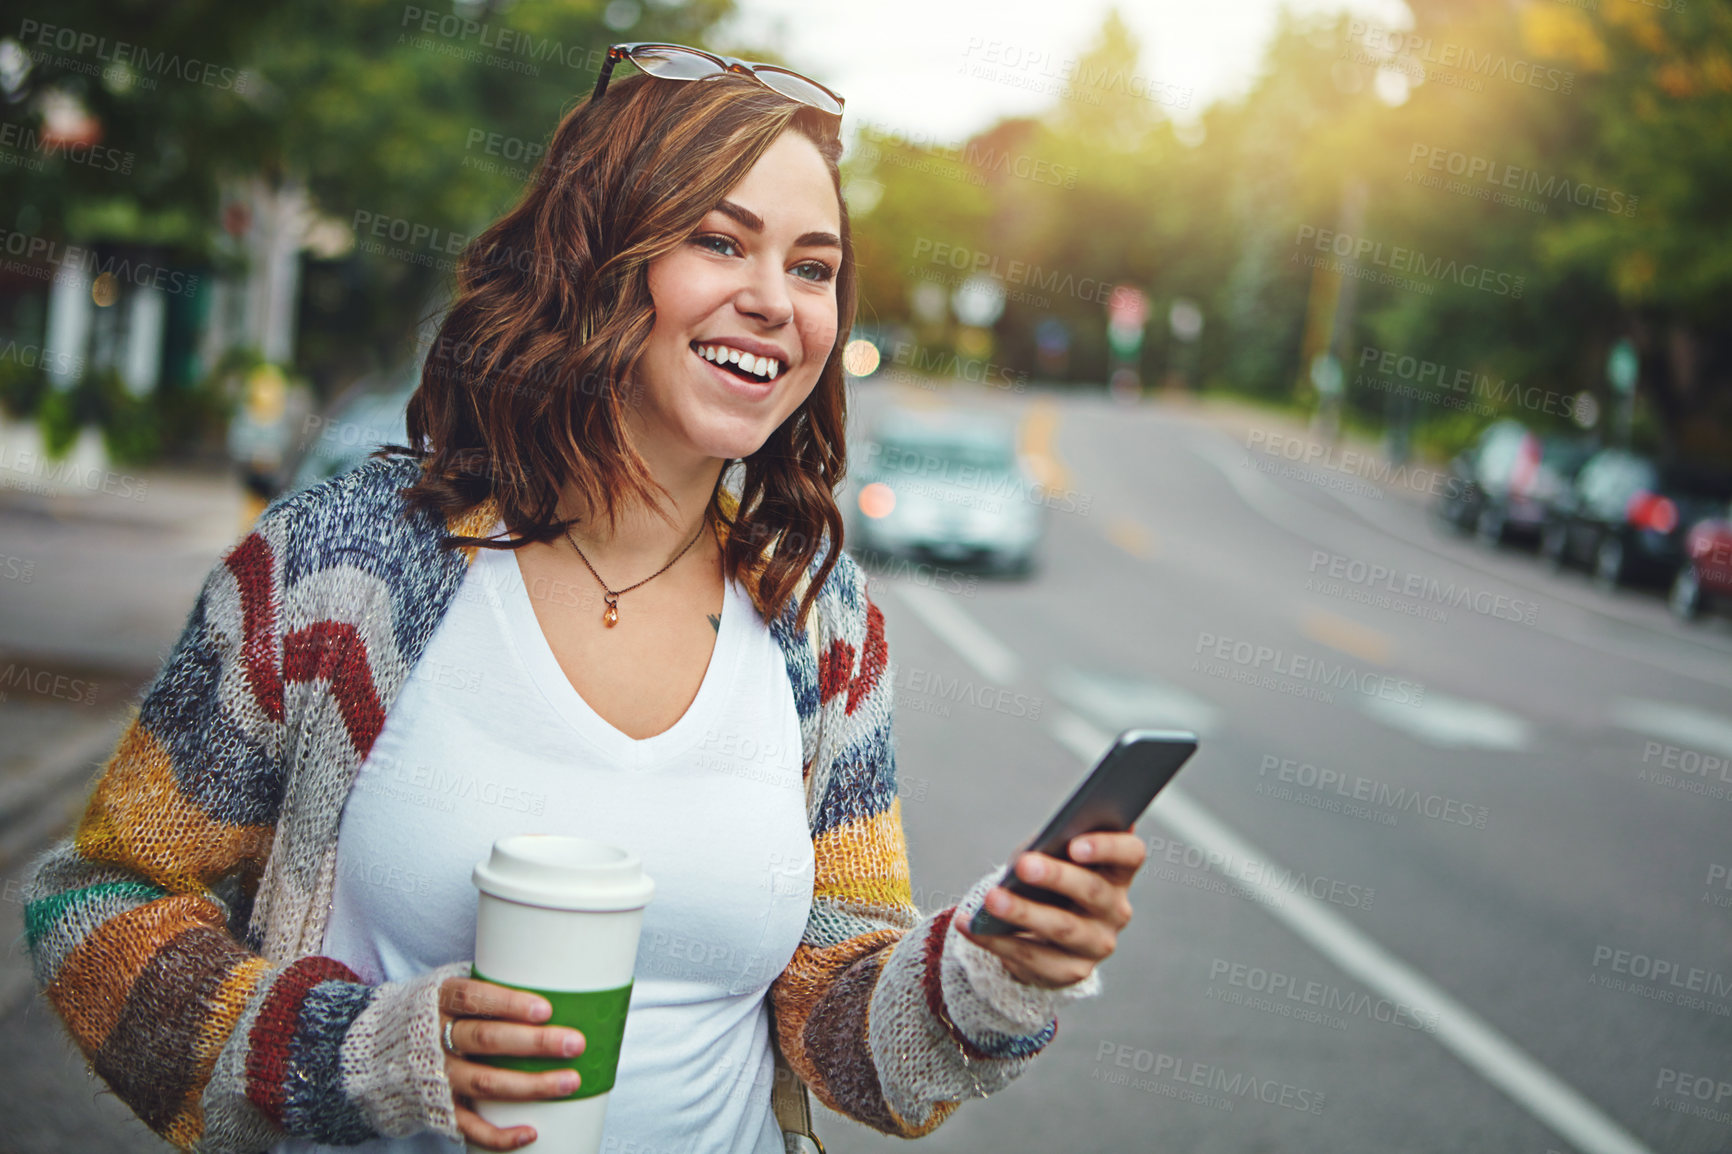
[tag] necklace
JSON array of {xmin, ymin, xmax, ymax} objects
[{"xmin": 562, "ymin": 517, "xmax": 708, "ymax": 627}]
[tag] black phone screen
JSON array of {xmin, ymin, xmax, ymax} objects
[{"xmin": 966, "ymin": 729, "xmax": 1198, "ymax": 936}]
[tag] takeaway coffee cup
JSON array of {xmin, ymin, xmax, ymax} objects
[{"xmin": 468, "ymin": 835, "xmax": 655, "ymax": 1153}]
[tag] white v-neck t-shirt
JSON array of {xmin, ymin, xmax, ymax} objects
[{"xmin": 276, "ymin": 531, "xmax": 814, "ymax": 1154}]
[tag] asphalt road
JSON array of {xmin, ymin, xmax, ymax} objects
[
  {"xmin": 809, "ymin": 382, "xmax": 1732, "ymax": 1154},
  {"xmin": 4, "ymin": 388, "xmax": 1730, "ymax": 1153}
]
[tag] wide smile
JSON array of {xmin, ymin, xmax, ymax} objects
[{"xmin": 691, "ymin": 341, "xmax": 788, "ymax": 394}]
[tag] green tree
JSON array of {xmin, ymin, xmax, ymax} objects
[
  {"xmin": 2, "ymin": 0, "xmax": 734, "ymax": 402},
  {"xmin": 1531, "ymin": 1, "xmax": 1732, "ymax": 458}
]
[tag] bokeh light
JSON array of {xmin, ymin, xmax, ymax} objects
[
  {"xmin": 842, "ymin": 338, "xmax": 881, "ymax": 377},
  {"xmin": 857, "ymin": 481, "xmax": 895, "ymax": 518}
]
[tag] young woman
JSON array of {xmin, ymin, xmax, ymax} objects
[{"xmin": 23, "ymin": 44, "xmax": 1147, "ymax": 1154}]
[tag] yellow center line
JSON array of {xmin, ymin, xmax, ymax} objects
[
  {"xmin": 1017, "ymin": 398, "xmax": 1072, "ymax": 492},
  {"xmin": 1299, "ymin": 608, "xmax": 1392, "ymax": 666},
  {"xmin": 1106, "ymin": 517, "xmax": 1155, "ymax": 557},
  {"xmin": 1020, "ymin": 400, "xmax": 1155, "ymax": 563}
]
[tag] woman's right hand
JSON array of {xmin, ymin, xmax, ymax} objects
[{"xmin": 439, "ymin": 976, "xmax": 588, "ymax": 1151}]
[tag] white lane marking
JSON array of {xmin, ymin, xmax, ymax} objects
[
  {"xmin": 903, "ymin": 572, "xmax": 1657, "ymax": 1154},
  {"xmin": 1048, "ymin": 666, "xmax": 1224, "ymax": 737},
  {"xmin": 886, "ymin": 582, "xmax": 1021, "ymax": 684},
  {"xmin": 1610, "ymin": 700, "xmax": 1732, "ymax": 759},
  {"xmin": 1051, "ymin": 707, "xmax": 1658, "ymax": 1154},
  {"xmin": 1360, "ymin": 692, "xmax": 1533, "ymax": 751}
]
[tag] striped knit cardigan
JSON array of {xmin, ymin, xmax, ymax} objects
[{"xmin": 22, "ymin": 453, "xmax": 1099, "ymax": 1151}]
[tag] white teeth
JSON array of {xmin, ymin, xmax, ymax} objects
[{"xmin": 695, "ymin": 343, "xmax": 779, "ymax": 379}]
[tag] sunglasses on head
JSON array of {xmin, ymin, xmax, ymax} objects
[{"xmin": 591, "ymin": 42, "xmax": 844, "ymax": 119}]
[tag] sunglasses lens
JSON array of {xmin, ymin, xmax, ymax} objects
[
  {"xmin": 631, "ymin": 46, "xmax": 724, "ymax": 81},
  {"xmin": 753, "ymin": 68, "xmax": 843, "ymax": 115}
]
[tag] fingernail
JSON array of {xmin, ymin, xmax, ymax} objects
[
  {"xmin": 563, "ymin": 1032, "xmax": 585, "ymax": 1056},
  {"xmin": 531, "ymin": 999, "xmax": 552, "ymax": 1022},
  {"xmin": 563, "ymin": 1071, "xmax": 582, "ymax": 1092},
  {"xmin": 1023, "ymin": 856, "xmax": 1047, "ymax": 881},
  {"xmin": 1072, "ymin": 839, "xmax": 1092, "ymax": 860}
]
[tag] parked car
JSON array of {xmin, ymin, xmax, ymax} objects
[
  {"xmin": 850, "ymin": 410, "xmax": 1044, "ymax": 576},
  {"xmin": 1668, "ymin": 502, "xmax": 1732, "ymax": 621},
  {"xmin": 1434, "ymin": 419, "xmax": 1595, "ymax": 546},
  {"xmin": 281, "ymin": 362, "xmax": 419, "ymax": 496},
  {"xmin": 1540, "ymin": 450, "xmax": 1732, "ymax": 589}
]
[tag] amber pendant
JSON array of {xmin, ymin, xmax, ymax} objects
[{"xmin": 602, "ymin": 593, "xmax": 619, "ymax": 627}]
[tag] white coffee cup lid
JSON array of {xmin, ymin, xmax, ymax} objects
[{"xmin": 472, "ymin": 835, "xmax": 655, "ymax": 912}]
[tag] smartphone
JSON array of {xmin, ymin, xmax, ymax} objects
[{"xmin": 966, "ymin": 729, "xmax": 1198, "ymax": 936}]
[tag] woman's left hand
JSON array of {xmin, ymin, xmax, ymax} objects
[{"xmin": 953, "ymin": 829, "xmax": 1147, "ymax": 989}]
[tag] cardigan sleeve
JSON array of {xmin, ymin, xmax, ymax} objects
[
  {"xmin": 767, "ymin": 569, "xmax": 1101, "ymax": 1137},
  {"xmin": 20, "ymin": 502, "xmax": 466, "ymax": 1152}
]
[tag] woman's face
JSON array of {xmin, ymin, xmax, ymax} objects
[{"xmin": 634, "ymin": 129, "xmax": 843, "ymax": 468}]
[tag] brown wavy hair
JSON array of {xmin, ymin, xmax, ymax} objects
[{"xmin": 397, "ymin": 70, "xmax": 855, "ymax": 630}]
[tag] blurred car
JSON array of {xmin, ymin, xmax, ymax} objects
[
  {"xmin": 1540, "ymin": 450, "xmax": 1732, "ymax": 589},
  {"xmin": 850, "ymin": 411, "xmax": 1044, "ymax": 576},
  {"xmin": 282, "ymin": 362, "xmax": 420, "ymax": 497},
  {"xmin": 1434, "ymin": 419, "xmax": 1596, "ymax": 546},
  {"xmin": 1670, "ymin": 505, "xmax": 1732, "ymax": 621},
  {"xmin": 226, "ymin": 363, "xmax": 316, "ymax": 502}
]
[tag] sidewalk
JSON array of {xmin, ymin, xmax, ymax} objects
[
  {"xmin": 1, "ymin": 450, "xmax": 245, "ymax": 1150},
  {"xmin": 0, "ymin": 453, "xmax": 244, "ymax": 861}
]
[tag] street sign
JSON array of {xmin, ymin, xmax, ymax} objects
[
  {"xmin": 1108, "ymin": 285, "xmax": 1148, "ymax": 360},
  {"xmin": 1168, "ymin": 299, "xmax": 1204, "ymax": 343},
  {"xmin": 1036, "ymin": 316, "xmax": 1070, "ymax": 357},
  {"xmin": 1108, "ymin": 320, "xmax": 1144, "ymax": 358},
  {"xmin": 1607, "ymin": 338, "xmax": 1638, "ymax": 395},
  {"xmin": 1310, "ymin": 352, "xmax": 1343, "ymax": 397},
  {"xmin": 1108, "ymin": 285, "xmax": 1148, "ymax": 328}
]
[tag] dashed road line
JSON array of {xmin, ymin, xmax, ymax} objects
[
  {"xmin": 1359, "ymin": 692, "xmax": 1532, "ymax": 751},
  {"xmin": 1105, "ymin": 517, "xmax": 1155, "ymax": 558},
  {"xmin": 1047, "ymin": 665, "xmax": 1223, "ymax": 737},
  {"xmin": 1047, "ymin": 707, "xmax": 1650, "ymax": 1154},
  {"xmin": 1609, "ymin": 700, "xmax": 1732, "ymax": 759},
  {"xmin": 1018, "ymin": 398, "xmax": 1072, "ymax": 493},
  {"xmin": 913, "ymin": 585, "xmax": 1653, "ymax": 1154},
  {"xmin": 1300, "ymin": 607, "xmax": 1393, "ymax": 665}
]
